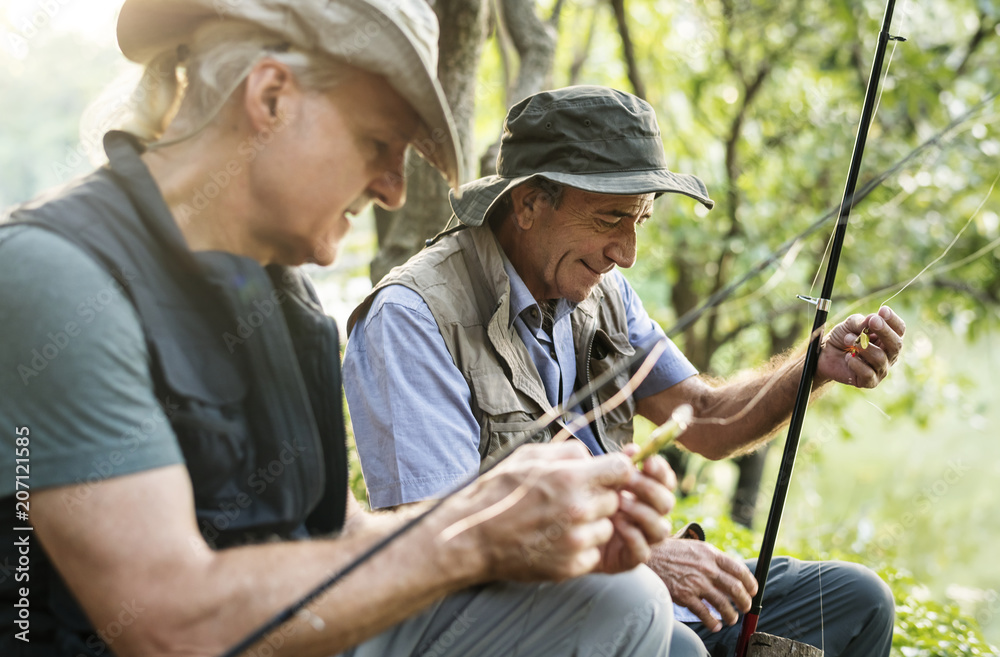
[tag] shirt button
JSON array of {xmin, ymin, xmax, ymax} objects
[{"xmin": 549, "ymin": 349, "xmax": 557, "ymax": 359}]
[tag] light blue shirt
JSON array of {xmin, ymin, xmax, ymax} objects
[{"xmin": 343, "ymin": 267, "xmax": 697, "ymax": 508}]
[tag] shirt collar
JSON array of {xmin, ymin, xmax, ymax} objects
[{"xmin": 498, "ymin": 249, "xmax": 576, "ymax": 330}]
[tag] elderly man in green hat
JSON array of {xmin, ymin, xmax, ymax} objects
[{"xmin": 345, "ymin": 86, "xmax": 905, "ymax": 656}]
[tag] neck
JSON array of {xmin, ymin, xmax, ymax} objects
[
  {"xmin": 142, "ymin": 131, "xmax": 270, "ymax": 263},
  {"xmin": 492, "ymin": 216, "xmax": 547, "ymax": 302}
]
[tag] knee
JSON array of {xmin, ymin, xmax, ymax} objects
[
  {"xmin": 670, "ymin": 621, "xmax": 710, "ymax": 657},
  {"xmin": 592, "ymin": 565, "xmax": 671, "ymax": 612},
  {"xmin": 587, "ymin": 566, "xmax": 674, "ymax": 656},
  {"xmin": 842, "ymin": 562, "xmax": 896, "ymax": 631}
]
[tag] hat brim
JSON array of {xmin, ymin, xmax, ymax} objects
[
  {"xmin": 117, "ymin": 0, "xmax": 463, "ymax": 190},
  {"xmin": 450, "ymin": 169, "xmax": 715, "ymax": 227}
]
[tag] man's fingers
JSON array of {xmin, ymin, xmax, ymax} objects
[
  {"xmin": 695, "ymin": 582, "xmax": 740, "ymax": 628},
  {"xmin": 680, "ymin": 598, "xmax": 724, "ymax": 633},
  {"xmin": 841, "ymin": 313, "xmax": 867, "ymax": 342},
  {"xmin": 617, "ymin": 493, "xmax": 671, "ymax": 544},
  {"xmin": 879, "ymin": 305, "xmax": 906, "ymax": 337},
  {"xmin": 610, "ymin": 514, "xmax": 652, "ymax": 565},
  {"xmin": 525, "ymin": 439, "xmax": 593, "ymax": 462},
  {"xmin": 718, "ymin": 554, "xmax": 759, "ymax": 599},
  {"xmin": 638, "ymin": 453, "xmax": 678, "ymax": 490},
  {"xmin": 847, "ymin": 351, "xmax": 881, "ymax": 388},
  {"xmin": 712, "ymin": 568, "xmax": 754, "ymax": 614},
  {"xmin": 855, "ymin": 343, "xmax": 890, "ymax": 380},
  {"xmin": 867, "ymin": 311, "xmax": 904, "ymax": 364},
  {"xmin": 621, "ymin": 468, "xmax": 676, "ymax": 517},
  {"xmin": 580, "ymin": 517, "xmax": 617, "ymax": 548},
  {"xmin": 570, "ymin": 487, "xmax": 622, "ymax": 523}
]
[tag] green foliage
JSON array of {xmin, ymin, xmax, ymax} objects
[
  {"xmin": 671, "ymin": 491, "xmax": 999, "ymax": 656},
  {"xmin": 889, "ymin": 569, "xmax": 996, "ymax": 657},
  {"xmin": 0, "ymin": 30, "xmax": 132, "ymax": 208}
]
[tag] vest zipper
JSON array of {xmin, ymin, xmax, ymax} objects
[{"xmin": 583, "ymin": 329, "xmax": 611, "ymax": 454}]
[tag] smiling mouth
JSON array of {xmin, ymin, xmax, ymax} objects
[{"xmin": 582, "ymin": 262, "xmax": 611, "ymax": 277}]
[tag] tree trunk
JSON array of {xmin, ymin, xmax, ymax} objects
[
  {"xmin": 731, "ymin": 446, "xmax": 769, "ymax": 528},
  {"xmin": 747, "ymin": 632, "xmax": 823, "ymax": 656},
  {"xmin": 608, "ymin": 0, "xmax": 646, "ymax": 99},
  {"xmin": 478, "ymin": 0, "xmax": 557, "ymax": 176},
  {"xmin": 371, "ymin": 0, "xmax": 488, "ymax": 284}
]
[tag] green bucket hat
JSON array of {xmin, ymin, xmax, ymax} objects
[{"xmin": 450, "ymin": 86, "xmax": 714, "ymax": 226}]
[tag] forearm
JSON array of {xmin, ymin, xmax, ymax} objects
[
  {"xmin": 685, "ymin": 355, "xmax": 807, "ymax": 459},
  {"xmin": 639, "ymin": 349, "xmax": 832, "ymax": 461},
  {"xmin": 31, "ymin": 469, "xmax": 483, "ymax": 657},
  {"xmin": 183, "ymin": 504, "xmax": 480, "ymax": 656}
]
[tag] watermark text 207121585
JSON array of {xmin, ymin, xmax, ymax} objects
[{"xmin": 13, "ymin": 426, "xmax": 32, "ymax": 642}]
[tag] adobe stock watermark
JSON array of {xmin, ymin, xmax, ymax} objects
[
  {"xmin": 81, "ymin": 599, "xmax": 146, "ymax": 655},
  {"xmin": 863, "ymin": 458, "xmax": 972, "ymax": 561},
  {"xmin": 60, "ymin": 398, "xmax": 180, "ymax": 514},
  {"xmin": 16, "ymin": 267, "xmax": 137, "ymax": 386},
  {"xmin": 221, "ymin": 268, "xmax": 298, "ymax": 352},
  {"xmin": 1, "ymin": 0, "xmax": 75, "ymax": 61},
  {"xmin": 173, "ymin": 112, "xmax": 295, "ymax": 227},
  {"xmin": 189, "ymin": 437, "xmax": 312, "ymax": 550},
  {"xmin": 421, "ymin": 610, "xmax": 478, "ymax": 657},
  {"xmin": 588, "ymin": 584, "xmax": 671, "ymax": 657},
  {"xmin": 51, "ymin": 66, "xmax": 172, "ymax": 179}
]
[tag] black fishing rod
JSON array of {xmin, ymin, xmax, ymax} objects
[{"xmin": 734, "ymin": 1, "xmax": 905, "ymax": 654}]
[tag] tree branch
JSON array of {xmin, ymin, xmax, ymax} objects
[
  {"xmin": 568, "ymin": 4, "xmax": 599, "ymax": 86},
  {"xmin": 478, "ymin": 0, "xmax": 557, "ymax": 175},
  {"xmin": 372, "ymin": 0, "xmax": 489, "ymax": 282},
  {"xmin": 609, "ymin": 0, "xmax": 646, "ymax": 99},
  {"xmin": 955, "ymin": 12, "xmax": 999, "ymax": 77}
]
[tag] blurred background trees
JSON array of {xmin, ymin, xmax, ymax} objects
[{"xmin": 3, "ymin": 0, "xmax": 999, "ymax": 653}]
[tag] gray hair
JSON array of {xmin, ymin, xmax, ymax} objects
[
  {"xmin": 488, "ymin": 177, "xmax": 566, "ymax": 228},
  {"xmin": 116, "ymin": 20, "xmax": 354, "ymax": 146}
]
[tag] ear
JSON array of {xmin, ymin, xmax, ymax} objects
[
  {"xmin": 508, "ymin": 184, "xmax": 544, "ymax": 230},
  {"xmin": 242, "ymin": 59, "xmax": 300, "ymax": 134}
]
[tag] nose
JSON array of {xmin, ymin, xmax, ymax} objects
[
  {"xmin": 605, "ymin": 223, "xmax": 638, "ymax": 268},
  {"xmin": 369, "ymin": 164, "xmax": 407, "ymax": 211}
]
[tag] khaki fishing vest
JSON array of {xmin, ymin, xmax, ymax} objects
[{"xmin": 350, "ymin": 225, "xmax": 637, "ymax": 463}]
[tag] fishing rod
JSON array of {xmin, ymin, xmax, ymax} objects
[
  {"xmin": 217, "ymin": 338, "xmax": 673, "ymax": 657},
  {"xmin": 218, "ymin": 3, "xmax": 988, "ymax": 650},
  {"xmin": 734, "ymin": 1, "xmax": 905, "ymax": 654}
]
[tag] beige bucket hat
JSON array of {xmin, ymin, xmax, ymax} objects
[{"xmin": 117, "ymin": 0, "xmax": 464, "ymax": 190}]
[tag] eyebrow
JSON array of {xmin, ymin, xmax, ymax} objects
[{"xmin": 596, "ymin": 209, "xmax": 653, "ymax": 219}]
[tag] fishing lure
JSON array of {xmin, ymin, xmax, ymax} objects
[{"xmin": 844, "ymin": 326, "xmax": 870, "ymax": 357}]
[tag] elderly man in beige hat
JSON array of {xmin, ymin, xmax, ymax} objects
[
  {"xmin": 345, "ymin": 86, "xmax": 905, "ymax": 656},
  {"xmin": 0, "ymin": 1, "xmax": 679, "ymax": 656}
]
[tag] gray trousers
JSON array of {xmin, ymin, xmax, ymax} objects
[
  {"xmin": 342, "ymin": 557, "xmax": 893, "ymax": 657},
  {"xmin": 342, "ymin": 565, "xmax": 673, "ymax": 657},
  {"xmin": 671, "ymin": 558, "xmax": 895, "ymax": 657}
]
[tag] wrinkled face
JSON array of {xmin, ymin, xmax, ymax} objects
[
  {"xmin": 249, "ymin": 70, "xmax": 419, "ymax": 266},
  {"xmin": 517, "ymin": 186, "xmax": 654, "ymax": 303}
]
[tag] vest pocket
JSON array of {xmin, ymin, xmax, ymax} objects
[
  {"xmin": 171, "ymin": 401, "xmax": 252, "ymax": 503},
  {"xmin": 484, "ymin": 419, "xmax": 550, "ymax": 450}
]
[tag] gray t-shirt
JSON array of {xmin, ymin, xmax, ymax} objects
[{"xmin": 0, "ymin": 225, "xmax": 184, "ymax": 498}]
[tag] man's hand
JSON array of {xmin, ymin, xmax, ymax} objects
[
  {"xmin": 457, "ymin": 441, "xmax": 673, "ymax": 582},
  {"xmin": 597, "ymin": 445, "xmax": 676, "ymax": 574},
  {"xmin": 818, "ymin": 305, "xmax": 905, "ymax": 388},
  {"xmin": 647, "ymin": 539, "xmax": 758, "ymax": 632}
]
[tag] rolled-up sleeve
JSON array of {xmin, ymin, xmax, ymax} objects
[
  {"xmin": 343, "ymin": 285, "xmax": 482, "ymax": 508},
  {"xmin": 613, "ymin": 271, "xmax": 699, "ymax": 400}
]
